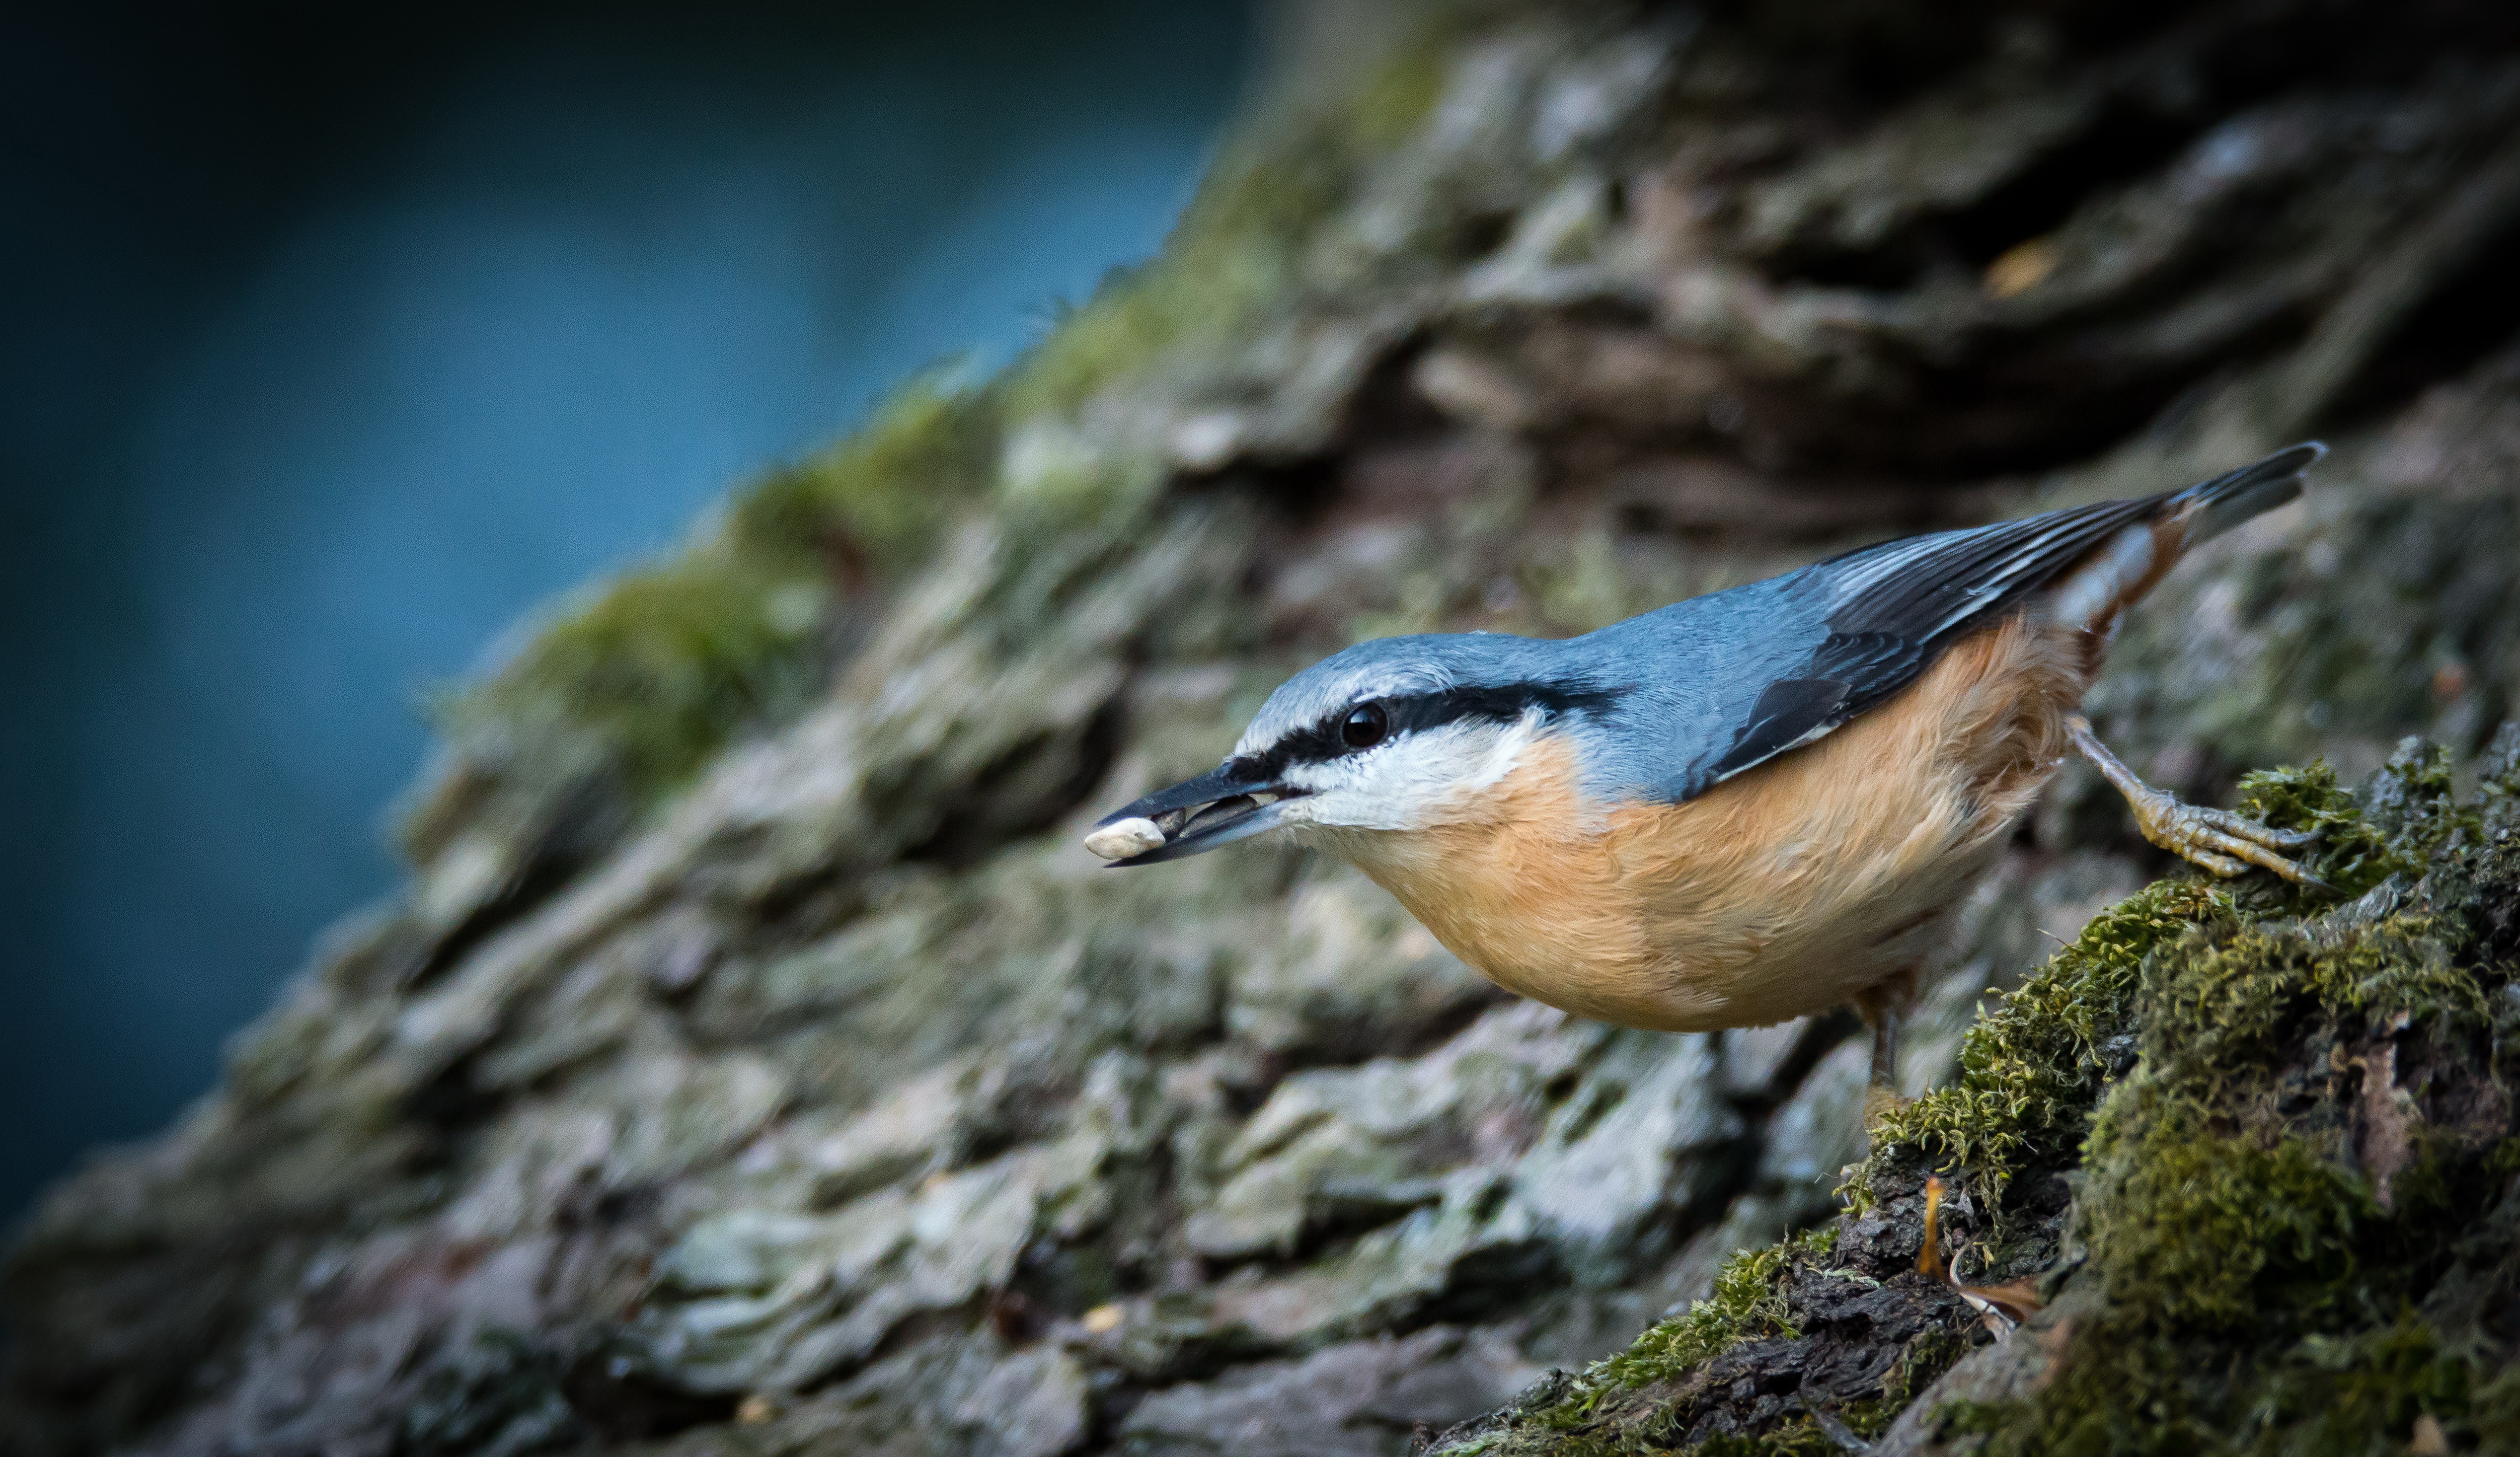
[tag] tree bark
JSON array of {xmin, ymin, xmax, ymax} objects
[{"xmin": 8, "ymin": 2, "xmax": 2520, "ymax": 1454}]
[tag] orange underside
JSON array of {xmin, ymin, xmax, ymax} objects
[{"xmin": 1329, "ymin": 613, "xmax": 2093, "ymax": 1031}]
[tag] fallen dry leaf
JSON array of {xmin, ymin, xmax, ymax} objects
[{"xmin": 1920, "ymin": 1175, "xmax": 2046, "ymax": 1339}]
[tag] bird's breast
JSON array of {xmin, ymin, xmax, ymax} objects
[
  {"xmin": 1329, "ymin": 614, "xmax": 2092, "ymax": 1033},
  {"xmin": 1330, "ymin": 733, "xmax": 1672, "ymax": 1024}
]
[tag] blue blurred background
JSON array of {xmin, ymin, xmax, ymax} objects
[{"xmin": 0, "ymin": 0, "xmax": 1252, "ymax": 1221}]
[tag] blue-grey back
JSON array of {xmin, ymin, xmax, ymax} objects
[
  {"xmin": 1548, "ymin": 443, "xmax": 2318, "ymax": 802},
  {"xmin": 1564, "ymin": 576, "xmax": 1835, "ymax": 802},
  {"xmin": 1237, "ymin": 445, "xmax": 2319, "ymax": 809}
]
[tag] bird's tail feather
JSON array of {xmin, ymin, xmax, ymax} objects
[
  {"xmin": 2169, "ymin": 440, "xmax": 2325, "ymax": 545},
  {"xmin": 2046, "ymin": 441, "xmax": 2324, "ymax": 637}
]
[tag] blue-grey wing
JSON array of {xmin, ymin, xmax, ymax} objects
[
  {"xmin": 1686, "ymin": 504, "xmax": 2148, "ymax": 785},
  {"xmin": 1695, "ymin": 630, "xmax": 1920, "ymax": 785},
  {"xmin": 1675, "ymin": 445, "xmax": 2319, "ymax": 794}
]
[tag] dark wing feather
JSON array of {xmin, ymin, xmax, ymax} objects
[
  {"xmin": 1696, "ymin": 632, "xmax": 1919, "ymax": 783},
  {"xmin": 1696, "ymin": 499, "xmax": 2161, "ymax": 787},
  {"xmin": 1694, "ymin": 444, "xmax": 2322, "ymax": 791},
  {"xmin": 1701, "ymin": 677, "xmax": 1851, "ymax": 783}
]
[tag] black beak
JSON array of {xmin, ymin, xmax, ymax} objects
[{"xmin": 1085, "ymin": 762, "xmax": 1305, "ymax": 866}]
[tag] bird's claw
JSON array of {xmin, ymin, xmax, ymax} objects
[
  {"xmin": 2126, "ymin": 788, "xmax": 2333, "ymax": 892},
  {"xmin": 2066, "ymin": 715, "xmax": 2334, "ymax": 893}
]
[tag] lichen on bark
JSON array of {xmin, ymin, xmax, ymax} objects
[{"xmin": 8, "ymin": 2, "xmax": 2520, "ymax": 1456}]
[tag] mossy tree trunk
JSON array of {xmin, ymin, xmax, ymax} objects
[{"xmin": 8, "ymin": 2, "xmax": 2520, "ymax": 1455}]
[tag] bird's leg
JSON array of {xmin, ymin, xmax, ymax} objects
[
  {"xmin": 1868, "ymin": 1002, "xmax": 1901, "ymax": 1089},
  {"xmin": 2064, "ymin": 715, "xmax": 2328, "ymax": 888},
  {"xmin": 1853, "ymin": 979, "xmax": 1914, "ymax": 1123}
]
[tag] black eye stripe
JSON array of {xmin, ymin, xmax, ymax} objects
[
  {"xmin": 1384, "ymin": 684, "xmax": 1616, "ymax": 736},
  {"xmin": 1238, "ymin": 682, "xmax": 1621, "ymax": 778}
]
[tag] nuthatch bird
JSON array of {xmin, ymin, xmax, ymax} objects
[{"xmin": 1085, "ymin": 445, "xmax": 2326, "ymax": 1102}]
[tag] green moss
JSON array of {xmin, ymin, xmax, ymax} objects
[
  {"xmin": 1552, "ymin": 1227, "xmax": 1837, "ymax": 1420},
  {"xmin": 2085, "ymin": 1104, "xmax": 2372, "ymax": 1332},
  {"xmin": 1951, "ymin": 756, "xmax": 2517, "ymax": 1455},
  {"xmin": 1529, "ymin": 1304, "xmax": 1963, "ymax": 1457},
  {"xmin": 1854, "ymin": 880, "xmax": 2232, "ymax": 1201},
  {"xmin": 1856, "ymin": 744, "xmax": 2495, "ymax": 1212},
  {"xmin": 1002, "ymin": 18, "xmax": 1454, "ymax": 421},
  {"xmin": 1449, "ymin": 740, "xmax": 2520, "ymax": 1456},
  {"xmin": 730, "ymin": 373, "xmax": 996, "ymax": 578},
  {"xmin": 429, "ymin": 377, "xmax": 995, "ymax": 807},
  {"xmin": 2138, "ymin": 918, "xmax": 2487, "ymax": 1085},
  {"xmin": 2231, "ymin": 760, "xmax": 2405, "ymax": 898},
  {"xmin": 1691, "ymin": 1425, "xmax": 1842, "ymax": 1457},
  {"xmin": 2244, "ymin": 1316, "xmax": 2483, "ymax": 1456},
  {"xmin": 2232, "ymin": 740, "xmax": 2483, "ymax": 909},
  {"xmin": 437, "ymin": 554, "xmax": 815, "ymax": 802},
  {"xmin": 1933, "ymin": 1295, "xmax": 2494, "ymax": 1449},
  {"xmin": 409, "ymin": 17, "xmax": 1470, "ymax": 833}
]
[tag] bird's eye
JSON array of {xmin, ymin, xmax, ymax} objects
[{"xmin": 1342, "ymin": 702, "xmax": 1389, "ymax": 750}]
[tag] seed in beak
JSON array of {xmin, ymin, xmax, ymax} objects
[{"xmin": 1084, "ymin": 817, "xmax": 1167, "ymax": 861}]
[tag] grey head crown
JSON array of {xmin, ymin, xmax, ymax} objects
[{"xmin": 1227, "ymin": 632, "xmax": 1624, "ymax": 781}]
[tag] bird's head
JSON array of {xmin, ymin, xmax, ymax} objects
[{"xmin": 1083, "ymin": 634, "xmax": 1618, "ymax": 865}]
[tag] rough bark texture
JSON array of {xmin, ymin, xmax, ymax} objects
[{"xmin": 8, "ymin": 1, "xmax": 2520, "ymax": 1454}]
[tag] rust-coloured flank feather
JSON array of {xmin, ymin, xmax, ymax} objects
[{"xmin": 1328, "ymin": 614, "xmax": 2089, "ymax": 1032}]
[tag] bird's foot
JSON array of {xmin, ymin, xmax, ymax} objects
[
  {"xmin": 2123, "ymin": 788, "xmax": 2328, "ymax": 887},
  {"xmin": 2066, "ymin": 716, "xmax": 2330, "ymax": 891},
  {"xmin": 1864, "ymin": 1083, "xmax": 1913, "ymax": 1126}
]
